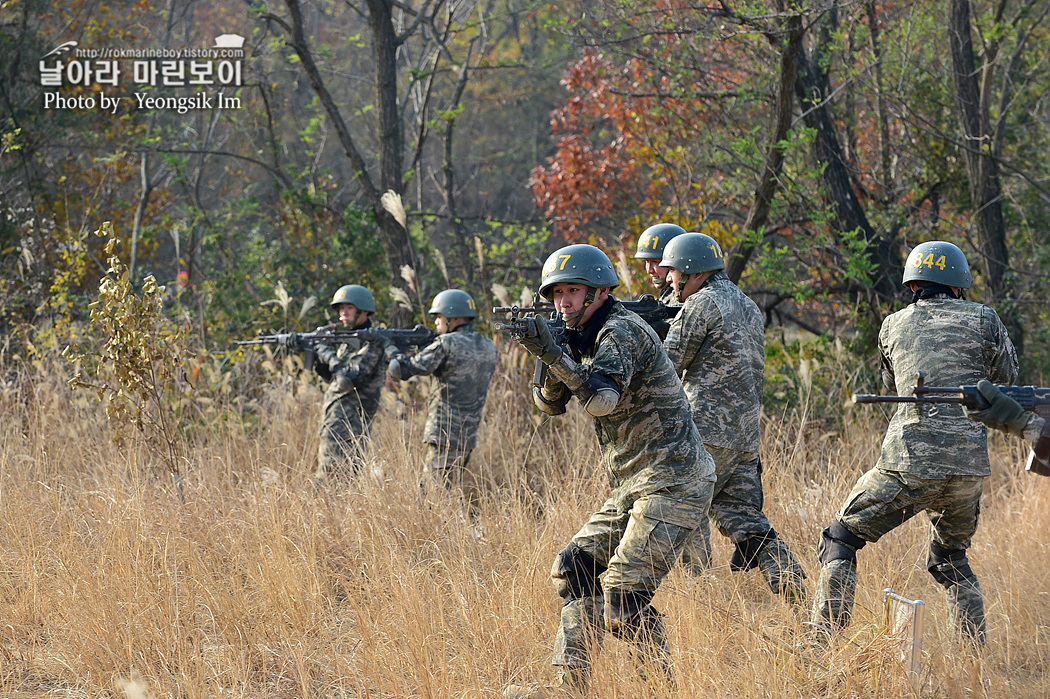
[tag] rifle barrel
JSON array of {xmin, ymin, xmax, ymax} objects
[
  {"xmin": 492, "ymin": 305, "xmax": 554, "ymax": 314},
  {"xmin": 853, "ymin": 394, "xmax": 911, "ymax": 404},
  {"xmin": 852, "ymin": 394, "xmax": 966, "ymax": 404}
]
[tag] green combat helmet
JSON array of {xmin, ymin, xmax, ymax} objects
[
  {"xmin": 539, "ymin": 244, "xmax": 620, "ymax": 300},
  {"xmin": 902, "ymin": 241, "xmax": 972, "ymax": 289},
  {"xmin": 659, "ymin": 232, "xmax": 725, "ymax": 274},
  {"xmin": 634, "ymin": 223, "xmax": 686, "ymax": 260},
  {"xmin": 658, "ymin": 233, "xmax": 725, "ymax": 304},
  {"xmin": 429, "ymin": 289, "xmax": 478, "ymax": 319},
  {"xmin": 330, "ymin": 284, "xmax": 376, "ymax": 313}
]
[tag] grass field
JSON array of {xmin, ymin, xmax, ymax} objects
[{"xmin": 2, "ymin": 353, "xmax": 1050, "ymax": 698}]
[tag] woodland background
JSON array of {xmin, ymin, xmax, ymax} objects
[
  {"xmin": 4, "ymin": 0, "xmax": 1050, "ymax": 697},
  {"xmin": 4, "ymin": 0, "xmax": 1050, "ymax": 368}
]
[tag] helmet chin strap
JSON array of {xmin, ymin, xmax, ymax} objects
[
  {"xmin": 564, "ymin": 288, "xmax": 596, "ymax": 325},
  {"xmin": 672, "ymin": 273, "xmax": 693, "ymax": 304}
]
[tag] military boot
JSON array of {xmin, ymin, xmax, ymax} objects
[
  {"xmin": 948, "ymin": 578, "xmax": 986, "ymax": 645},
  {"xmin": 812, "ymin": 558, "xmax": 857, "ymax": 629},
  {"xmin": 756, "ymin": 537, "xmax": 809, "ymax": 614},
  {"xmin": 502, "ymin": 667, "xmax": 588, "ymax": 699}
]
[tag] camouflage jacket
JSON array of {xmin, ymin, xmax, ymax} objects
[
  {"xmin": 316, "ymin": 320, "xmax": 386, "ymax": 420},
  {"xmin": 664, "ymin": 272, "xmax": 764, "ymax": 453},
  {"xmin": 402, "ymin": 323, "xmax": 498, "ymax": 452},
  {"xmin": 878, "ymin": 295, "xmax": 1018, "ymax": 477},
  {"xmin": 536, "ymin": 299, "xmax": 714, "ymax": 504}
]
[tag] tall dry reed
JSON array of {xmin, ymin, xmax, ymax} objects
[{"xmin": 2, "ymin": 354, "xmax": 1050, "ymax": 698}]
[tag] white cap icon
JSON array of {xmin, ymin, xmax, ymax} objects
[{"xmin": 214, "ymin": 34, "xmax": 245, "ymax": 49}]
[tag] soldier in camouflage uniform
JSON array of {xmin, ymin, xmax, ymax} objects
[
  {"xmin": 634, "ymin": 223, "xmax": 685, "ymax": 340},
  {"xmin": 314, "ymin": 285, "xmax": 387, "ymax": 483},
  {"xmin": 386, "ymin": 289, "xmax": 497, "ymax": 516},
  {"xmin": 503, "ymin": 245, "xmax": 715, "ymax": 699},
  {"xmin": 660, "ymin": 233, "xmax": 808, "ymax": 610},
  {"xmin": 812, "ymin": 241, "xmax": 1017, "ymax": 645}
]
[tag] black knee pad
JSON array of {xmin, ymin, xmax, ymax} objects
[
  {"xmin": 551, "ymin": 543, "xmax": 606, "ymax": 601},
  {"xmin": 927, "ymin": 543, "xmax": 975, "ymax": 589},
  {"xmin": 729, "ymin": 528, "xmax": 778, "ymax": 572},
  {"xmin": 817, "ymin": 521, "xmax": 867, "ymax": 565}
]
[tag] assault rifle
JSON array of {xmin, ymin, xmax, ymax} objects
[
  {"xmin": 854, "ymin": 372, "xmax": 1050, "ymax": 476},
  {"xmin": 852, "ymin": 371, "xmax": 1050, "ymax": 412},
  {"xmin": 236, "ymin": 323, "xmax": 437, "ymax": 375},
  {"xmin": 493, "ymin": 307, "xmax": 565, "ymax": 387},
  {"xmin": 493, "ymin": 294, "xmax": 679, "ymax": 387}
]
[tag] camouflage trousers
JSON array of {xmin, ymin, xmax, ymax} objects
[
  {"xmin": 812, "ymin": 467, "xmax": 985, "ymax": 642},
  {"xmin": 315, "ymin": 398, "xmax": 372, "ymax": 484},
  {"xmin": 679, "ymin": 446, "xmax": 807, "ymax": 607},
  {"xmin": 551, "ymin": 482, "xmax": 713, "ymax": 671},
  {"xmin": 422, "ymin": 444, "xmax": 480, "ymax": 518}
]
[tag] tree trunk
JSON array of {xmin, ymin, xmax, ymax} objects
[
  {"xmin": 725, "ymin": 12, "xmax": 803, "ymax": 283},
  {"xmin": 281, "ymin": 0, "xmax": 418, "ymax": 318},
  {"xmin": 366, "ymin": 0, "xmax": 418, "ymax": 285},
  {"xmin": 793, "ymin": 12, "xmax": 901, "ymax": 304},
  {"xmin": 946, "ymin": 0, "xmax": 1021, "ymax": 353}
]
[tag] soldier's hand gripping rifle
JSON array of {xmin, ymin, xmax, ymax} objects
[
  {"xmin": 237, "ymin": 323, "xmax": 437, "ymax": 374},
  {"xmin": 854, "ymin": 372, "xmax": 1050, "ymax": 476},
  {"xmin": 493, "ymin": 295, "xmax": 678, "ymax": 387},
  {"xmin": 492, "ymin": 305, "xmax": 566, "ymax": 387}
]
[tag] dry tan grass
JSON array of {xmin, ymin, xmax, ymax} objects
[{"xmin": 3, "ymin": 356, "xmax": 1050, "ymax": 698}]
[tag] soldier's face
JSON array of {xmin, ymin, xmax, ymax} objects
[
  {"xmin": 337, "ymin": 303, "xmax": 367, "ymax": 327},
  {"xmin": 667, "ymin": 269, "xmax": 708, "ymax": 301},
  {"xmin": 644, "ymin": 259, "xmax": 669, "ymax": 287},
  {"xmin": 434, "ymin": 314, "xmax": 465, "ymax": 334},
  {"xmin": 435, "ymin": 314, "xmax": 450, "ymax": 334},
  {"xmin": 551, "ymin": 283, "xmax": 609, "ymax": 327}
]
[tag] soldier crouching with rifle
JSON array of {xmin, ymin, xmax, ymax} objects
[
  {"xmin": 815, "ymin": 241, "xmax": 1017, "ymax": 646},
  {"xmin": 501, "ymin": 244, "xmax": 715, "ymax": 698}
]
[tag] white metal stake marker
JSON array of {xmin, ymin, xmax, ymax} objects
[{"xmin": 883, "ymin": 588, "xmax": 925, "ymax": 679}]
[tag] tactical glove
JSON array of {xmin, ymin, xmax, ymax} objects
[
  {"xmin": 315, "ymin": 343, "xmax": 338, "ymax": 365},
  {"xmin": 965, "ymin": 379, "xmax": 1029, "ymax": 436},
  {"xmin": 516, "ymin": 315, "xmax": 563, "ymax": 364},
  {"xmin": 382, "ymin": 338, "xmax": 402, "ymax": 362},
  {"xmin": 388, "ymin": 357, "xmax": 410, "ymax": 381}
]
